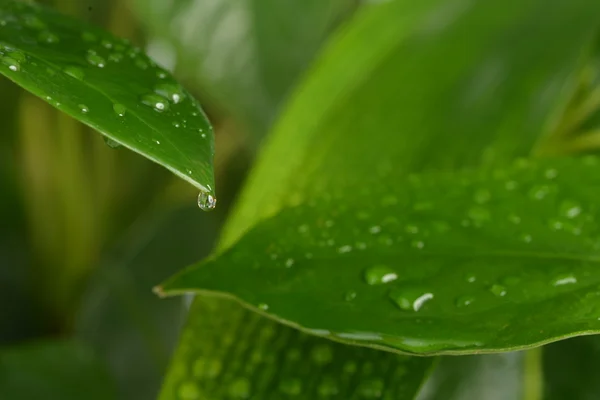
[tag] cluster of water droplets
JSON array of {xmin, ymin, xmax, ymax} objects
[{"xmin": 249, "ymin": 158, "xmax": 600, "ymax": 323}]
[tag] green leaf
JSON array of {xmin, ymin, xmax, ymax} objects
[
  {"xmin": 159, "ymin": 297, "xmax": 434, "ymax": 400},
  {"xmin": 161, "ymin": 157, "xmax": 600, "ymax": 355},
  {"xmin": 0, "ymin": 0, "xmax": 215, "ymax": 196},
  {"xmin": 221, "ymin": 0, "xmax": 600, "ymax": 248},
  {"xmin": 132, "ymin": 0, "xmax": 356, "ymax": 135},
  {"xmin": 0, "ymin": 340, "xmax": 116, "ymax": 400}
]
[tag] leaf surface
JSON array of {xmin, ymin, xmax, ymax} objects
[
  {"xmin": 159, "ymin": 297, "xmax": 433, "ymax": 399},
  {"xmin": 162, "ymin": 157, "xmax": 600, "ymax": 354},
  {"xmin": 0, "ymin": 0, "xmax": 215, "ymax": 195}
]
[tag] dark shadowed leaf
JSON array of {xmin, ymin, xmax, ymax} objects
[
  {"xmin": 0, "ymin": 340, "xmax": 116, "ymax": 400},
  {"xmin": 0, "ymin": 0, "xmax": 215, "ymax": 196},
  {"xmin": 162, "ymin": 157, "xmax": 600, "ymax": 354}
]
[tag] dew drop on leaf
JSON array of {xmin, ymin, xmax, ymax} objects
[
  {"xmin": 490, "ymin": 284, "xmax": 507, "ymax": 297},
  {"xmin": 552, "ymin": 274, "xmax": 577, "ymax": 286},
  {"xmin": 389, "ymin": 288, "xmax": 433, "ymax": 311},
  {"xmin": 197, "ymin": 191, "xmax": 217, "ymax": 211},
  {"xmin": 1, "ymin": 56, "xmax": 20, "ymax": 71},
  {"xmin": 113, "ymin": 103, "xmax": 126, "ymax": 117},
  {"xmin": 559, "ymin": 200, "xmax": 581, "ymax": 219},
  {"xmin": 455, "ymin": 295, "xmax": 475, "ymax": 308},
  {"xmin": 38, "ymin": 30, "xmax": 59, "ymax": 44},
  {"xmin": 86, "ymin": 53, "xmax": 106, "ymax": 68},
  {"xmin": 363, "ymin": 265, "xmax": 397, "ymax": 285},
  {"xmin": 154, "ymin": 82, "xmax": 184, "ymax": 104},
  {"xmin": 64, "ymin": 66, "xmax": 84, "ymax": 80},
  {"xmin": 140, "ymin": 93, "xmax": 169, "ymax": 112},
  {"xmin": 78, "ymin": 104, "xmax": 89, "ymax": 113}
]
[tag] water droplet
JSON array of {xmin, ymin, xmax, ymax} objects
[
  {"xmin": 467, "ymin": 206, "xmax": 490, "ymax": 224},
  {"xmin": 154, "ymin": 83, "xmax": 184, "ymax": 104},
  {"xmin": 405, "ymin": 225, "xmax": 419, "ymax": 234},
  {"xmin": 369, "ymin": 225, "xmax": 381, "ymax": 234},
  {"xmin": 141, "ymin": 93, "xmax": 169, "ymax": 112},
  {"xmin": 285, "ymin": 258, "xmax": 294, "ymax": 268},
  {"xmin": 172, "ymin": 121, "xmax": 181, "ymax": 128},
  {"xmin": 363, "ymin": 265, "xmax": 397, "ymax": 285},
  {"xmin": 490, "ymin": 284, "xmax": 507, "ymax": 297},
  {"xmin": 89, "ymin": 55, "xmax": 107, "ymax": 70},
  {"xmin": 389, "ymin": 289, "xmax": 433, "ymax": 311},
  {"xmin": 258, "ymin": 303, "xmax": 269, "ymax": 311},
  {"xmin": 338, "ymin": 245, "xmax": 352, "ymax": 254},
  {"xmin": 508, "ymin": 213, "xmax": 521, "ymax": 224},
  {"xmin": 178, "ymin": 381, "xmax": 200, "ymax": 400},
  {"xmin": 38, "ymin": 30, "xmax": 59, "ymax": 44},
  {"xmin": 81, "ymin": 32, "xmax": 97, "ymax": 42},
  {"xmin": 552, "ymin": 274, "xmax": 577, "ymax": 286},
  {"xmin": 545, "ymin": 168, "xmax": 558, "ymax": 179},
  {"xmin": 344, "ymin": 291, "xmax": 357, "ymax": 301},
  {"xmin": 113, "ymin": 103, "xmax": 126, "ymax": 117},
  {"xmin": 474, "ymin": 188, "xmax": 491, "ymax": 204},
  {"xmin": 101, "ymin": 39, "xmax": 113, "ymax": 49},
  {"xmin": 103, "ymin": 137, "xmax": 121, "ymax": 148},
  {"xmin": 455, "ymin": 295, "xmax": 475, "ymax": 307},
  {"xmin": 465, "ymin": 273, "xmax": 476, "ymax": 283},
  {"xmin": 154, "ymin": 139, "xmax": 161, "ymax": 145},
  {"xmin": 317, "ymin": 379, "xmax": 338, "ymax": 397},
  {"xmin": 108, "ymin": 52, "xmax": 123, "ymax": 63},
  {"xmin": 279, "ymin": 378, "xmax": 302, "ymax": 395},
  {"xmin": 64, "ymin": 66, "xmax": 84, "ymax": 80},
  {"xmin": 529, "ymin": 185, "xmax": 550, "ymax": 200},
  {"xmin": 358, "ymin": 379, "xmax": 383, "ymax": 398},
  {"xmin": 229, "ymin": 378, "xmax": 250, "ymax": 398},
  {"xmin": 1, "ymin": 56, "xmax": 20, "ymax": 71},
  {"xmin": 78, "ymin": 104, "xmax": 89, "ymax": 113},
  {"xmin": 411, "ymin": 240, "xmax": 425, "ymax": 249},
  {"xmin": 521, "ymin": 233, "xmax": 532, "ymax": 243},
  {"xmin": 560, "ymin": 200, "xmax": 581, "ymax": 219},
  {"xmin": 197, "ymin": 191, "xmax": 217, "ymax": 211},
  {"xmin": 310, "ymin": 344, "xmax": 333, "ymax": 365},
  {"xmin": 157, "ymin": 70, "xmax": 167, "ymax": 79}
]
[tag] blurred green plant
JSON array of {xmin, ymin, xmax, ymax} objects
[{"xmin": 3, "ymin": 0, "xmax": 600, "ymax": 399}]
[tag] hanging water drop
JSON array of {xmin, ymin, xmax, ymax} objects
[{"xmin": 197, "ymin": 191, "xmax": 217, "ymax": 211}]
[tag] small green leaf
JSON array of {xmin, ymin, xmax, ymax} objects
[
  {"xmin": 159, "ymin": 297, "xmax": 434, "ymax": 400},
  {"xmin": 161, "ymin": 157, "xmax": 600, "ymax": 355},
  {"xmin": 0, "ymin": 340, "xmax": 116, "ymax": 400},
  {"xmin": 0, "ymin": 0, "xmax": 215, "ymax": 196}
]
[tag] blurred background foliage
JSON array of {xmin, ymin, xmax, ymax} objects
[{"xmin": 0, "ymin": 0, "xmax": 362, "ymax": 398}]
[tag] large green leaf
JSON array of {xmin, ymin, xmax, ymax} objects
[
  {"xmin": 0, "ymin": 0, "xmax": 215, "ymax": 197},
  {"xmin": 221, "ymin": 0, "xmax": 600, "ymax": 247},
  {"xmin": 161, "ymin": 157, "xmax": 600, "ymax": 354},
  {"xmin": 160, "ymin": 297, "xmax": 434, "ymax": 400},
  {"xmin": 0, "ymin": 340, "xmax": 116, "ymax": 400},
  {"xmin": 131, "ymin": 0, "xmax": 356, "ymax": 136}
]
